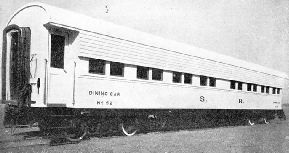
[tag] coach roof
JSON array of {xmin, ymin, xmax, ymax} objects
[{"xmin": 8, "ymin": 2, "xmax": 288, "ymax": 79}]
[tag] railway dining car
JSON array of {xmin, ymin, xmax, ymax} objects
[{"xmin": 1, "ymin": 3, "xmax": 288, "ymax": 140}]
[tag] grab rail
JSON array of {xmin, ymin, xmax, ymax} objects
[
  {"xmin": 73, "ymin": 62, "xmax": 76, "ymax": 106},
  {"xmin": 43, "ymin": 59, "xmax": 48, "ymax": 105}
]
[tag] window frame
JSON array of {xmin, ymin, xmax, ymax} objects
[
  {"xmin": 110, "ymin": 62, "xmax": 124, "ymax": 77},
  {"xmin": 277, "ymin": 88, "xmax": 281, "ymax": 94},
  {"xmin": 209, "ymin": 77, "xmax": 216, "ymax": 87},
  {"xmin": 247, "ymin": 83, "xmax": 252, "ymax": 91},
  {"xmin": 184, "ymin": 73, "xmax": 193, "ymax": 84},
  {"xmin": 137, "ymin": 66, "xmax": 149, "ymax": 80},
  {"xmin": 200, "ymin": 75, "xmax": 207, "ymax": 86},
  {"xmin": 152, "ymin": 68, "xmax": 163, "ymax": 81},
  {"xmin": 253, "ymin": 84, "xmax": 257, "ymax": 92},
  {"xmin": 230, "ymin": 80, "xmax": 236, "ymax": 89},
  {"xmin": 266, "ymin": 86, "xmax": 270, "ymax": 94},
  {"xmin": 172, "ymin": 71, "xmax": 182, "ymax": 83},
  {"xmin": 272, "ymin": 87, "xmax": 276, "ymax": 94},
  {"xmin": 261, "ymin": 85, "xmax": 265, "ymax": 93},
  {"xmin": 237, "ymin": 82, "xmax": 243, "ymax": 90},
  {"xmin": 88, "ymin": 58, "xmax": 106, "ymax": 75},
  {"xmin": 50, "ymin": 34, "xmax": 66, "ymax": 69}
]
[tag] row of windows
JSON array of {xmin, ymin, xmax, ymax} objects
[
  {"xmin": 50, "ymin": 34, "xmax": 282, "ymax": 95},
  {"xmin": 230, "ymin": 80, "xmax": 280, "ymax": 94},
  {"xmin": 88, "ymin": 58, "xmax": 281, "ymax": 95},
  {"xmin": 200, "ymin": 76, "xmax": 216, "ymax": 87},
  {"xmin": 88, "ymin": 58, "xmax": 217, "ymax": 86},
  {"xmin": 89, "ymin": 59, "xmax": 125, "ymax": 76}
]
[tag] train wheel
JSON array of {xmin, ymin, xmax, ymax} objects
[
  {"xmin": 65, "ymin": 122, "xmax": 88, "ymax": 142},
  {"xmin": 121, "ymin": 118, "xmax": 138, "ymax": 136},
  {"xmin": 263, "ymin": 118, "xmax": 269, "ymax": 124},
  {"xmin": 248, "ymin": 119, "xmax": 255, "ymax": 126}
]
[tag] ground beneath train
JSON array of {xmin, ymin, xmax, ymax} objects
[{"xmin": 1, "ymin": 117, "xmax": 289, "ymax": 153}]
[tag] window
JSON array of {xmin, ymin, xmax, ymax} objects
[
  {"xmin": 261, "ymin": 85, "xmax": 265, "ymax": 93},
  {"xmin": 209, "ymin": 77, "xmax": 216, "ymax": 87},
  {"xmin": 253, "ymin": 84, "xmax": 257, "ymax": 92},
  {"xmin": 277, "ymin": 88, "xmax": 281, "ymax": 94},
  {"xmin": 266, "ymin": 86, "xmax": 270, "ymax": 94},
  {"xmin": 137, "ymin": 66, "xmax": 149, "ymax": 80},
  {"xmin": 173, "ymin": 72, "xmax": 182, "ymax": 83},
  {"xmin": 110, "ymin": 62, "xmax": 124, "ymax": 76},
  {"xmin": 230, "ymin": 80, "xmax": 236, "ymax": 89},
  {"xmin": 51, "ymin": 34, "xmax": 65, "ymax": 68},
  {"xmin": 89, "ymin": 59, "xmax": 105, "ymax": 75},
  {"xmin": 247, "ymin": 83, "xmax": 252, "ymax": 91},
  {"xmin": 184, "ymin": 73, "xmax": 192, "ymax": 84},
  {"xmin": 200, "ymin": 75, "xmax": 207, "ymax": 86},
  {"xmin": 152, "ymin": 68, "xmax": 163, "ymax": 81},
  {"xmin": 237, "ymin": 82, "xmax": 243, "ymax": 90},
  {"xmin": 272, "ymin": 88, "xmax": 276, "ymax": 94}
]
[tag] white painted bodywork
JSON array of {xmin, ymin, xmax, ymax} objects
[
  {"xmin": 75, "ymin": 75, "xmax": 282, "ymax": 109},
  {"xmin": 4, "ymin": 3, "xmax": 287, "ymax": 110}
]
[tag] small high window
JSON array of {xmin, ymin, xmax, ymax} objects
[
  {"xmin": 237, "ymin": 82, "xmax": 243, "ymax": 90},
  {"xmin": 266, "ymin": 86, "xmax": 270, "ymax": 94},
  {"xmin": 277, "ymin": 88, "xmax": 281, "ymax": 94},
  {"xmin": 173, "ymin": 72, "xmax": 182, "ymax": 83},
  {"xmin": 272, "ymin": 88, "xmax": 276, "ymax": 94},
  {"xmin": 200, "ymin": 75, "xmax": 207, "ymax": 86},
  {"xmin": 184, "ymin": 73, "xmax": 192, "ymax": 84},
  {"xmin": 89, "ymin": 59, "xmax": 105, "ymax": 75},
  {"xmin": 152, "ymin": 68, "xmax": 163, "ymax": 81},
  {"xmin": 137, "ymin": 66, "xmax": 149, "ymax": 80},
  {"xmin": 209, "ymin": 77, "xmax": 216, "ymax": 87},
  {"xmin": 253, "ymin": 84, "xmax": 257, "ymax": 92},
  {"xmin": 247, "ymin": 83, "xmax": 252, "ymax": 91},
  {"xmin": 261, "ymin": 86, "xmax": 265, "ymax": 93},
  {"xmin": 51, "ymin": 34, "xmax": 65, "ymax": 69},
  {"xmin": 110, "ymin": 62, "xmax": 124, "ymax": 77},
  {"xmin": 230, "ymin": 80, "xmax": 236, "ymax": 89}
]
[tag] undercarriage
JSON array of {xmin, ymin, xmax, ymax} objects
[{"xmin": 3, "ymin": 104, "xmax": 286, "ymax": 144}]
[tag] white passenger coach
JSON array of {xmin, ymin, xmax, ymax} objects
[{"xmin": 2, "ymin": 3, "xmax": 288, "ymax": 139}]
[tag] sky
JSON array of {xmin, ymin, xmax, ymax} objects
[{"xmin": 1, "ymin": 0, "xmax": 289, "ymax": 102}]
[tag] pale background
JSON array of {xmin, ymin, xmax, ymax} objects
[{"xmin": 0, "ymin": 0, "xmax": 289, "ymax": 104}]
